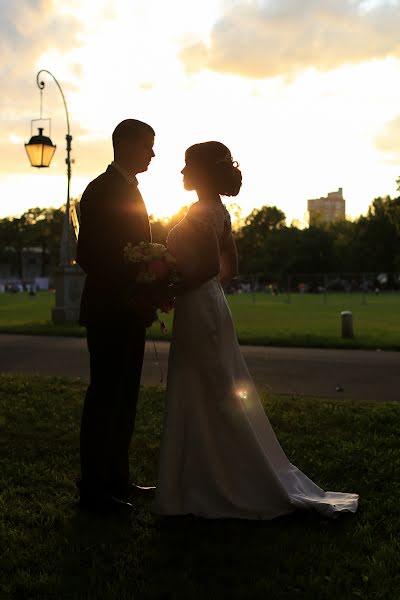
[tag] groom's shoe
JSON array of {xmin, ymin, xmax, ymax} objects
[
  {"xmin": 113, "ymin": 482, "xmax": 156, "ymax": 499},
  {"xmin": 129, "ymin": 482, "xmax": 156, "ymax": 494},
  {"xmin": 79, "ymin": 493, "xmax": 134, "ymax": 514}
]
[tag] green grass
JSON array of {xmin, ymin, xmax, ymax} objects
[
  {"xmin": 1, "ymin": 290, "xmax": 400, "ymax": 349},
  {"xmin": 0, "ymin": 374, "xmax": 399, "ymax": 599}
]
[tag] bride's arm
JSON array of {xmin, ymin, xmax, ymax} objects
[{"xmin": 219, "ymin": 232, "xmax": 238, "ymax": 287}]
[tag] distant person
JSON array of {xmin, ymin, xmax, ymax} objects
[
  {"xmin": 154, "ymin": 141, "xmax": 359, "ymax": 519},
  {"xmin": 76, "ymin": 119, "xmax": 169, "ymax": 513}
]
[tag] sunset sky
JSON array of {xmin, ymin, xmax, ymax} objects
[{"xmin": 2, "ymin": 0, "xmax": 400, "ymax": 224}]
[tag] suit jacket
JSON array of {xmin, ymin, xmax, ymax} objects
[{"xmin": 76, "ymin": 165, "xmax": 152, "ymax": 326}]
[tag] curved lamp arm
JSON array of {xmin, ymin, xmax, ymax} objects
[{"xmin": 37, "ymin": 70, "xmax": 70, "ymax": 136}]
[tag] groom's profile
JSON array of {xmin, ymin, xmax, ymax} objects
[{"xmin": 76, "ymin": 118, "xmax": 157, "ymax": 513}]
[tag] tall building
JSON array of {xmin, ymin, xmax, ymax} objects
[{"xmin": 307, "ymin": 188, "xmax": 346, "ymax": 226}]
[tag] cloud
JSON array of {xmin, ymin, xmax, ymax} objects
[
  {"xmin": 1, "ymin": 0, "xmax": 83, "ymax": 79},
  {"xmin": 0, "ymin": 1, "xmax": 84, "ymax": 107},
  {"xmin": 375, "ymin": 115, "xmax": 400, "ymax": 162},
  {"xmin": 0, "ymin": 0, "xmax": 86, "ymax": 172},
  {"xmin": 180, "ymin": 0, "xmax": 400, "ymax": 79}
]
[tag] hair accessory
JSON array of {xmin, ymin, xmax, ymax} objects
[
  {"xmin": 215, "ymin": 155, "xmax": 239, "ymax": 168},
  {"xmin": 216, "ymin": 154, "xmax": 233, "ymax": 165}
]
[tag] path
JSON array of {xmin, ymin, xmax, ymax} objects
[{"xmin": 0, "ymin": 334, "xmax": 398, "ymax": 401}]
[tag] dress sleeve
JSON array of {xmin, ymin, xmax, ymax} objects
[{"xmin": 186, "ymin": 203, "xmax": 226, "ymax": 239}]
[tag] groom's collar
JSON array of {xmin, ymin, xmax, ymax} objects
[{"xmin": 110, "ymin": 161, "xmax": 138, "ymax": 186}]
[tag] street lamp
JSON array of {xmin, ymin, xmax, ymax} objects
[
  {"xmin": 25, "ymin": 123, "xmax": 56, "ymax": 168},
  {"xmin": 25, "ymin": 69, "xmax": 84, "ymax": 324}
]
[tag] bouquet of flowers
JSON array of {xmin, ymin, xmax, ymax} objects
[
  {"xmin": 123, "ymin": 241, "xmax": 179, "ymax": 330},
  {"xmin": 123, "ymin": 241, "xmax": 179, "ymax": 285}
]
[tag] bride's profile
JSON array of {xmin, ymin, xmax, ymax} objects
[{"xmin": 154, "ymin": 141, "xmax": 358, "ymax": 520}]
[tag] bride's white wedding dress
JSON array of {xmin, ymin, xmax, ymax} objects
[{"xmin": 154, "ymin": 202, "xmax": 358, "ymax": 520}]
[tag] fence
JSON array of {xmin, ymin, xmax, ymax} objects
[{"xmin": 227, "ymin": 272, "xmax": 400, "ymax": 303}]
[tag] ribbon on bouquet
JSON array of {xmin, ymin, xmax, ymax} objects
[{"xmin": 148, "ymin": 313, "xmax": 168, "ymax": 384}]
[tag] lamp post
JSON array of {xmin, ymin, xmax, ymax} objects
[{"xmin": 25, "ymin": 70, "xmax": 84, "ymax": 323}]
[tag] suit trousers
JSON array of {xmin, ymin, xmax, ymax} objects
[{"xmin": 79, "ymin": 320, "xmax": 146, "ymax": 496}]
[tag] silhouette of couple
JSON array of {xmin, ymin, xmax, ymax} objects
[{"xmin": 76, "ymin": 119, "xmax": 358, "ymax": 518}]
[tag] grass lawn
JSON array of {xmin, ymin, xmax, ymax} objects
[
  {"xmin": 0, "ymin": 374, "xmax": 399, "ymax": 599},
  {"xmin": 0, "ymin": 290, "xmax": 400, "ymax": 350}
]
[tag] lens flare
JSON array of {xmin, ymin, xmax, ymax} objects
[{"xmin": 236, "ymin": 388, "xmax": 248, "ymax": 400}]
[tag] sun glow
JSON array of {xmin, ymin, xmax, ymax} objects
[{"xmin": 3, "ymin": 1, "xmax": 400, "ymax": 222}]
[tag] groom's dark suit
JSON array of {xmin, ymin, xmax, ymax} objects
[{"xmin": 76, "ymin": 164, "xmax": 151, "ymax": 497}]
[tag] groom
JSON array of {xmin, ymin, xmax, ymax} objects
[{"xmin": 76, "ymin": 119, "xmax": 159, "ymax": 513}]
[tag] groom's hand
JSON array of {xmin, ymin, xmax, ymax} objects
[
  {"xmin": 128, "ymin": 296, "xmax": 158, "ymax": 326},
  {"xmin": 127, "ymin": 281, "xmax": 179, "ymax": 324}
]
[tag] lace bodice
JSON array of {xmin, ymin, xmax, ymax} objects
[
  {"xmin": 186, "ymin": 202, "xmax": 231, "ymax": 241},
  {"xmin": 167, "ymin": 202, "xmax": 231, "ymax": 256}
]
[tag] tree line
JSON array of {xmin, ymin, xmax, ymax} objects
[
  {"xmin": 1, "ymin": 194, "xmax": 400, "ymax": 281},
  {"xmin": 152, "ymin": 196, "xmax": 400, "ymax": 281},
  {"xmin": 0, "ymin": 207, "xmax": 64, "ymax": 279},
  {"xmin": 234, "ymin": 196, "xmax": 400, "ymax": 278}
]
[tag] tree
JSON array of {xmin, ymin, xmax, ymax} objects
[
  {"xmin": 149, "ymin": 205, "xmax": 192, "ymax": 245},
  {"xmin": 243, "ymin": 205, "xmax": 286, "ymax": 231},
  {"xmin": 148, "ymin": 215, "xmax": 168, "ymax": 244},
  {"xmin": 225, "ymin": 202, "xmax": 245, "ymax": 231},
  {"xmin": 235, "ymin": 206, "xmax": 287, "ymax": 276},
  {"xmin": 0, "ymin": 206, "xmax": 64, "ymax": 278},
  {"xmin": 353, "ymin": 196, "xmax": 400, "ymax": 272},
  {"xmin": 0, "ymin": 216, "xmax": 27, "ymax": 278},
  {"xmin": 31, "ymin": 207, "xmax": 64, "ymax": 274}
]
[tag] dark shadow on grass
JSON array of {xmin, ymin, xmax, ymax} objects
[
  {"xmin": 138, "ymin": 510, "xmax": 358, "ymax": 598},
  {"xmin": 53, "ymin": 470, "xmax": 363, "ymax": 600},
  {"xmin": 59, "ymin": 500, "xmax": 146, "ymax": 599}
]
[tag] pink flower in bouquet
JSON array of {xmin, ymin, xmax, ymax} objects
[{"xmin": 148, "ymin": 259, "xmax": 170, "ymax": 280}]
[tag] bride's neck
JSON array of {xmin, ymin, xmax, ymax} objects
[{"xmin": 196, "ymin": 189, "xmax": 220, "ymax": 204}]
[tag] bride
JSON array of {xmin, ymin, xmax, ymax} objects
[{"xmin": 154, "ymin": 141, "xmax": 358, "ymax": 520}]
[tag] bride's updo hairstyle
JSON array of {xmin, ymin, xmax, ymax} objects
[{"xmin": 185, "ymin": 141, "xmax": 242, "ymax": 197}]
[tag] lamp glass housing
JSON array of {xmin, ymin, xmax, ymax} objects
[{"xmin": 25, "ymin": 127, "xmax": 56, "ymax": 168}]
